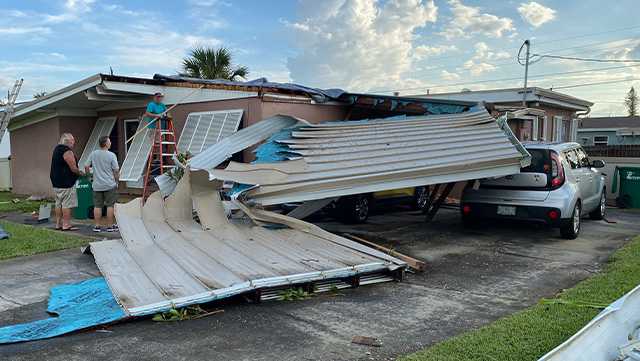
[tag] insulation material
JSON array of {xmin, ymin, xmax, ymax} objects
[
  {"xmin": 119, "ymin": 119, "xmax": 154, "ymax": 182},
  {"xmin": 207, "ymin": 109, "xmax": 531, "ymax": 205},
  {"xmin": 177, "ymin": 109, "xmax": 243, "ymax": 156},
  {"xmin": 189, "ymin": 115, "xmax": 302, "ymax": 172},
  {"xmin": 91, "ymin": 170, "xmax": 405, "ymax": 316},
  {"xmin": 78, "ymin": 116, "xmax": 116, "ymax": 168}
]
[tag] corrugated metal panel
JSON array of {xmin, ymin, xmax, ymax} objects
[
  {"xmin": 78, "ymin": 117, "xmax": 116, "ymax": 168},
  {"xmin": 177, "ymin": 109, "xmax": 243, "ymax": 155},
  {"xmin": 91, "ymin": 171, "xmax": 404, "ymax": 316},
  {"xmin": 189, "ymin": 115, "xmax": 301, "ymax": 172},
  {"xmin": 206, "ymin": 110, "xmax": 530, "ymax": 205},
  {"xmin": 120, "ymin": 120, "xmax": 154, "ymax": 182}
]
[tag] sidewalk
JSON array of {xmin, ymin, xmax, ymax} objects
[{"xmin": 0, "ymin": 212, "xmax": 120, "ymax": 240}]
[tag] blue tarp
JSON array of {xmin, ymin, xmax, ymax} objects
[
  {"xmin": 0, "ymin": 225, "xmax": 8, "ymax": 240},
  {"xmin": 0, "ymin": 277, "xmax": 126, "ymax": 344}
]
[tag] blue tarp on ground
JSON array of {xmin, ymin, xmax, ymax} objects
[
  {"xmin": 0, "ymin": 277, "xmax": 126, "ymax": 344},
  {"xmin": 0, "ymin": 225, "xmax": 8, "ymax": 239}
]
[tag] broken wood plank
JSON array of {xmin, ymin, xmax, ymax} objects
[{"xmin": 343, "ymin": 233, "xmax": 427, "ymax": 272}]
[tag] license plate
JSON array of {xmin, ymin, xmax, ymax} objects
[{"xmin": 497, "ymin": 205, "xmax": 516, "ymax": 216}]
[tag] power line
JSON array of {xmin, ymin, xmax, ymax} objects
[
  {"xmin": 547, "ymin": 77, "xmax": 640, "ymax": 90},
  {"xmin": 531, "ymin": 54, "xmax": 640, "ymax": 64},
  {"xmin": 533, "ymin": 24, "xmax": 640, "ymax": 45},
  {"xmin": 373, "ymin": 64, "xmax": 640, "ymax": 93}
]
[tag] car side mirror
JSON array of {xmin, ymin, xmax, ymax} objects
[{"xmin": 591, "ymin": 159, "xmax": 605, "ymax": 168}]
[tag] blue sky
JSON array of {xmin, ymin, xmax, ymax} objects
[{"xmin": 0, "ymin": 0, "xmax": 639, "ymax": 134}]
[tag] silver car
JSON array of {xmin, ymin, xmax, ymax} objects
[{"xmin": 461, "ymin": 142, "xmax": 606, "ymax": 239}]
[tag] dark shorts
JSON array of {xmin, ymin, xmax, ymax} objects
[{"xmin": 93, "ymin": 188, "xmax": 117, "ymax": 208}]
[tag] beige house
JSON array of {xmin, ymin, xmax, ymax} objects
[{"xmin": 8, "ymin": 74, "xmax": 473, "ymax": 197}]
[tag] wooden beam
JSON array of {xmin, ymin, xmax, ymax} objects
[{"xmin": 343, "ymin": 233, "xmax": 427, "ymax": 272}]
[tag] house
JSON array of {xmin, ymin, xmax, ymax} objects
[
  {"xmin": 414, "ymin": 87, "xmax": 593, "ymax": 142},
  {"xmin": 7, "ymin": 73, "xmax": 474, "ymax": 197},
  {"xmin": 577, "ymin": 116, "xmax": 640, "ymax": 146}
]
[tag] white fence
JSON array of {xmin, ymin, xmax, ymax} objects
[{"xmin": 0, "ymin": 158, "xmax": 10, "ymax": 191}]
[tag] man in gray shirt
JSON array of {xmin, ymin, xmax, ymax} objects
[{"xmin": 85, "ymin": 136, "xmax": 120, "ymax": 232}]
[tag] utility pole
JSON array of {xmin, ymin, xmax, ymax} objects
[{"xmin": 521, "ymin": 40, "xmax": 530, "ymax": 107}]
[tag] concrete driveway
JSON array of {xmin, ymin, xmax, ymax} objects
[{"xmin": 1, "ymin": 207, "xmax": 639, "ymax": 361}]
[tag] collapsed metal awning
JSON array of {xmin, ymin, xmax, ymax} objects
[
  {"xmin": 91, "ymin": 171, "xmax": 405, "ymax": 316},
  {"xmin": 193, "ymin": 109, "xmax": 530, "ymax": 205}
]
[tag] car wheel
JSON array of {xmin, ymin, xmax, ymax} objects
[
  {"xmin": 335, "ymin": 195, "xmax": 370, "ymax": 224},
  {"xmin": 560, "ymin": 202, "xmax": 581, "ymax": 239},
  {"xmin": 413, "ymin": 186, "xmax": 429, "ymax": 211},
  {"xmin": 589, "ymin": 190, "xmax": 606, "ymax": 220}
]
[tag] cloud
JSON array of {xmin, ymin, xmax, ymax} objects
[
  {"xmin": 65, "ymin": 0, "xmax": 95, "ymax": 12},
  {"xmin": 414, "ymin": 44, "xmax": 457, "ymax": 59},
  {"xmin": 0, "ymin": 27, "xmax": 51, "ymax": 35},
  {"xmin": 440, "ymin": 70, "xmax": 460, "ymax": 81},
  {"xmin": 518, "ymin": 2, "xmax": 556, "ymax": 27},
  {"xmin": 441, "ymin": 0, "xmax": 515, "ymax": 39},
  {"xmin": 285, "ymin": 0, "xmax": 438, "ymax": 91},
  {"xmin": 460, "ymin": 42, "xmax": 509, "ymax": 76}
]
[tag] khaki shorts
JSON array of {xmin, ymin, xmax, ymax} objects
[
  {"xmin": 93, "ymin": 188, "xmax": 118, "ymax": 208},
  {"xmin": 53, "ymin": 187, "xmax": 77, "ymax": 209}
]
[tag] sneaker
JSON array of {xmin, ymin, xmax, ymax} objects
[
  {"xmin": 93, "ymin": 226, "xmax": 102, "ymax": 233},
  {"xmin": 106, "ymin": 225, "xmax": 118, "ymax": 233}
]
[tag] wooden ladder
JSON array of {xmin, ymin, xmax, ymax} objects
[{"xmin": 142, "ymin": 117, "xmax": 177, "ymax": 201}]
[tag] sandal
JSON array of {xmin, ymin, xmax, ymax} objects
[{"xmin": 61, "ymin": 226, "xmax": 79, "ymax": 231}]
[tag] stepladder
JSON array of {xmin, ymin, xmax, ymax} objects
[{"xmin": 142, "ymin": 116, "xmax": 177, "ymax": 201}]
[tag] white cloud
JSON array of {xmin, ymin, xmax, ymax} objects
[
  {"xmin": 518, "ymin": 2, "xmax": 556, "ymax": 27},
  {"xmin": 286, "ymin": 0, "xmax": 438, "ymax": 91},
  {"xmin": 440, "ymin": 70, "xmax": 460, "ymax": 81},
  {"xmin": 441, "ymin": 0, "xmax": 515, "ymax": 39},
  {"xmin": 65, "ymin": 0, "xmax": 95, "ymax": 12},
  {"xmin": 0, "ymin": 27, "xmax": 51, "ymax": 35},
  {"xmin": 414, "ymin": 44, "xmax": 457, "ymax": 59},
  {"xmin": 460, "ymin": 42, "xmax": 509, "ymax": 76}
]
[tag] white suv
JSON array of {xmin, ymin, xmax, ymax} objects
[{"xmin": 461, "ymin": 142, "xmax": 606, "ymax": 239}]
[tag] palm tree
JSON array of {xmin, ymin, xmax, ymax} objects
[{"xmin": 182, "ymin": 47, "xmax": 248, "ymax": 81}]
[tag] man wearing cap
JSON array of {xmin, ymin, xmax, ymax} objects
[{"xmin": 143, "ymin": 92, "xmax": 167, "ymax": 129}]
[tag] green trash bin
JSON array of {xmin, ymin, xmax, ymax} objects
[
  {"xmin": 73, "ymin": 176, "xmax": 93, "ymax": 219},
  {"xmin": 612, "ymin": 166, "xmax": 640, "ymax": 209}
]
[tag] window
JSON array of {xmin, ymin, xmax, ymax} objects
[
  {"xmin": 576, "ymin": 147, "xmax": 590, "ymax": 168},
  {"xmin": 553, "ymin": 116, "xmax": 563, "ymax": 142},
  {"xmin": 564, "ymin": 149, "xmax": 580, "ymax": 169},
  {"xmin": 581, "ymin": 137, "xmax": 590, "ymax": 145},
  {"xmin": 593, "ymin": 136, "xmax": 609, "ymax": 146}
]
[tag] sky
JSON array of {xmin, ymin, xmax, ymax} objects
[{"xmin": 1, "ymin": 0, "xmax": 639, "ymax": 153}]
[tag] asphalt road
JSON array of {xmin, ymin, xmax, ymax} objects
[{"xmin": 1, "ymin": 207, "xmax": 639, "ymax": 361}]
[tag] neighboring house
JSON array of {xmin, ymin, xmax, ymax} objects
[
  {"xmin": 8, "ymin": 73, "xmax": 473, "ymax": 197},
  {"xmin": 577, "ymin": 116, "xmax": 640, "ymax": 146},
  {"xmin": 415, "ymin": 87, "xmax": 593, "ymax": 142}
]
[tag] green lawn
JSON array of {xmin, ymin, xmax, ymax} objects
[
  {"xmin": 0, "ymin": 192, "xmax": 46, "ymax": 214},
  {"xmin": 401, "ymin": 236, "xmax": 640, "ymax": 361},
  {"xmin": 0, "ymin": 220, "xmax": 89, "ymax": 260}
]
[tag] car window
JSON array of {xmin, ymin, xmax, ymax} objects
[
  {"xmin": 576, "ymin": 147, "xmax": 590, "ymax": 168},
  {"xmin": 521, "ymin": 149, "xmax": 550, "ymax": 174},
  {"xmin": 564, "ymin": 149, "xmax": 580, "ymax": 169}
]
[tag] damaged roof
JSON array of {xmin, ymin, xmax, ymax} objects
[
  {"xmin": 91, "ymin": 171, "xmax": 405, "ymax": 316},
  {"xmin": 190, "ymin": 109, "xmax": 530, "ymax": 205}
]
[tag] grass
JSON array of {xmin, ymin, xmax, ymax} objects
[
  {"xmin": 0, "ymin": 220, "xmax": 89, "ymax": 260},
  {"xmin": 401, "ymin": 235, "xmax": 640, "ymax": 361},
  {"xmin": 0, "ymin": 192, "xmax": 46, "ymax": 214}
]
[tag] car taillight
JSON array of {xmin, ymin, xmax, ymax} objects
[
  {"xmin": 548, "ymin": 209, "xmax": 559, "ymax": 220},
  {"xmin": 550, "ymin": 151, "xmax": 565, "ymax": 189},
  {"xmin": 462, "ymin": 205, "xmax": 472, "ymax": 215}
]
